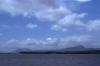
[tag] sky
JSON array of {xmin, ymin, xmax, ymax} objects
[{"xmin": 0, "ymin": 0, "xmax": 100, "ymax": 52}]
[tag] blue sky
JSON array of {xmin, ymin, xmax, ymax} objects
[{"xmin": 0, "ymin": 0, "xmax": 100, "ymax": 52}]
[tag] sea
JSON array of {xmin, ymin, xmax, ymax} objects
[{"xmin": 0, "ymin": 54, "xmax": 100, "ymax": 66}]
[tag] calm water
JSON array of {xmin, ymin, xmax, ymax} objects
[{"xmin": 0, "ymin": 54, "xmax": 100, "ymax": 66}]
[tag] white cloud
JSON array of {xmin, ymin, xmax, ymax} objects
[
  {"xmin": 0, "ymin": 0, "xmax": 61, "ymax": 16},
  {"xmin": 51, "ymin": 13, "xmax": 86, "ymax": 31},
  {"xmin": 75, "ymin": 0, "xmax": 92, "ymax": 2},
  {"xmin": 58, "ymin": 13, "xmax": 86, "ymax": 27},
  {"xmin": 26, "ymin": 23, "xmax": 38, "ymax": 29},
  {"xmin": 86, "ymin": 20, "xmax": 100, "ymax": 31},
  {"xmin": 35, "ymin": 6, "xmax": 71, "ymax": 22},
  {"xmin": 46, "ymin": 37, "xmax": 53, "ymax": 41},
  {"xmin": 51, "ymin": 24, "xmax": 68, "ymax": 32}
]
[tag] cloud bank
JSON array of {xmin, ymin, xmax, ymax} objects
[{"xmin": 0, "ymin": 35, "xmax": 100, "ymax": 53}]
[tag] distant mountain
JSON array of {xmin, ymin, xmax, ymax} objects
[
  {"xmin": 13, "ymin": 48, "xmax": 33, "ymax": 53},
  {"xmin": 12, "ymin": 45, "xmax": 100, "ymax": 54},
  {"xmin": 14, "ymin": 45, "xmax": 86, "ymax": 52},
  {"xmin": 57, "ymin": 45, "xmax": 92, "ymax": 52}
]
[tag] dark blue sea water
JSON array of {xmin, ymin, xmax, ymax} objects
[{"xmin": 0, "ymin": 54, "xmax": 100, "ymax": 66}]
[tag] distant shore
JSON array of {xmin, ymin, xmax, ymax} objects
[{"xmin": 17, "ymin": 50, "xmax": 100, "ymax": 54}]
